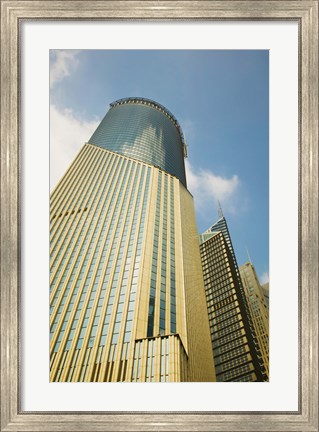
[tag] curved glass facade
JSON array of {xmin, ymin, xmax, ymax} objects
[{"xmin": 89, "ymin": 98, "xmax": 187, "ymax": 186}]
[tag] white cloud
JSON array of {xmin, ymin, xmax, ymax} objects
[
  {"xmin": 50, "ymin": 50, "xmax": 80, "ymax": 88},
  {"xmin": 180, "ymin": 118, "xmax": 196, "ymax": 144},
  {"xmin": 185, "ymin": 159, "xmax": 240, "ymax": 218},
  {"xmin": 50, "ymin": 105, "xmax": 99, "ymax": 190},
  {"xmin": 260, "ymin": 271, "xmax": 269, "ymax": 285}
]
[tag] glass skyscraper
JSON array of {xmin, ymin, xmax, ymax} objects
[
  {"xmin": 240, "ymin": 262, "xmax": 269, "ymax": 377},
  {"xmin": 199, "ymin": 217, "xmax": 268, "ymax": 381},
  {"xmin": 50, "ymin": 97, "xmax": 215, "ymax": 382}
]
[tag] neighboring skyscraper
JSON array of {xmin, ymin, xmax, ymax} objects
[
  {"xmin": 199, "ymin": 217, "xmax": 268, "ymax": 381},
  {"xmin": 50, "ymin": 97, "xmax": 215, "ymax": 382},
  {"xmin": 261, "ymin": 282, "xmax": 269, "ymax": 308},
  {"xmin": 240, "ymin": 262, "xmax": 269, "ymax": 376}
]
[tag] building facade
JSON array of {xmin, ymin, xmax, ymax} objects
[
  {"xmin": 199, "ymin": 217, "xmax": 268, "ymax": 381},
  {"xmin": 261, "ymin": 282, "xmax": 269, "ymax": 308},
  {"xmin": 50, "ymin": 98, "xmax": 215, "ymax": 382},
  {"xmin": 239, "ymin": 262, "xmax": 269, "ymax": 377}
]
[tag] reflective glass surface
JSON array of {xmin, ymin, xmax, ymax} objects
[{"xmin": 89, "ymin": 100, "xmax": 187, "ymax": 186}]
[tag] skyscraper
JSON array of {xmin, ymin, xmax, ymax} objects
[
  {"xmin": 199, "ymin": 216, "xmax": 268, "ymax": 381},
  {"xmin": 50, "ymin": 97, "xmax": 215, "ymax": 382},
  {"xmin": 239, "ymin": 262, "xmax": 269, "ymax": 377},
  {"xmin": 261, "ymin": 282, "xmax": 269, "ymax": 308}
]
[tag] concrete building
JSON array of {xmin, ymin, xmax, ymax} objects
[
  {"xmin": 240, "ymin": 262, "xmax": 269, "ymax": 377},
  {"xmin": 50, "ymin": 97, "xmax": 215, "ymax": 382},
  {"xmin": 199, "ymin": 217, "xmax": 268, "ymax": 381}
]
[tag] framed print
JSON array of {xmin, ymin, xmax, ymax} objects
[{"xmin": 1, "ymin": 1, "xmax": 318, "ymax": 431}]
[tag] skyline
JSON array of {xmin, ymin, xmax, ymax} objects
[{"xmin": 50, "ymin": 49, "xmax": 269, "ymax": 283}]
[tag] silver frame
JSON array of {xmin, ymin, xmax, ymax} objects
[{"xmin": 1, "ymin": 1, "xmax": 318, "ymax": 431}]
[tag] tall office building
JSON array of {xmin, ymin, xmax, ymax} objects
[
  {"xmin": 240, "ymin": 262, "xmax": 269, "ymax": 377},
  {"xmin": 261, "ymin": 282, "xmax": 269, "ymax": 308},
  {"xmin": 50, "ymin": 97, "xmax": 215, "ymax": 382},
  {"xmin": 199, "ymin": 217, "xmax": 268, "ymax": 381}
]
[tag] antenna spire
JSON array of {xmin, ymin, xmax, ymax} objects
[
  {"xmin": 217, "ymin": 200, "xmax": 224, "ymax": 219},
  {"xmin": 245, "ymin": 246, "xmax": 252, "ymax": 264}
]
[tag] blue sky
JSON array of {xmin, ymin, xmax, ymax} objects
[{"xmin": 50, "ymin": 49, "xmax": 269, "ymax": 283}]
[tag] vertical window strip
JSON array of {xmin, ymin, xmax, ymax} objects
[
  {"xmin": 170, "ymin": 180, "xmax": 176, "ymax": 333},
  {"xmin": 159, "ymin": 175, "xmax": 168, "ymax": 335},
  {"xmin": 145, "ymin": 340, "xmax": 151, "ymax": 381},
  {"xmin": 131, "ymin": 342, "xmax": 140, "ymax": 381},
  {"xmin": 160, "ymin": 337, "xmax": 165, "ymax": 382},
  {"xmin": 165, "ymin": 337, "xmax": 169, "ymax": 382},
  {"xmin": 136, "ymin": 344, "xmax": 142, "ymax": 382},
  {"xmin": 147, "ymin": 172, "xmax": 162, "ymax": 337},
  {"xmin": 150, "ymin": 339, "xmax": 155, "ymax": 381}
]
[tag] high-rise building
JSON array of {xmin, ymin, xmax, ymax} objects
[
  {"xmin": 50, "ymin": 97, "xmax": 215, "ymax": 382},
  {"xmin": 261, "ymin": 282, "xmax": 269, "ymax": 308},
  {"xmin": 199, "ymin": 217, "xmax": 268, "ymax": 381},
  {"xmin": 240, "ymin": 262, "xmax": 269, "ymax": 377}
]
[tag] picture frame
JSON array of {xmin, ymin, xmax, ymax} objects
[{"xmin": 1, "ymin": 1, "xmax": 318, "ymax": 431}]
